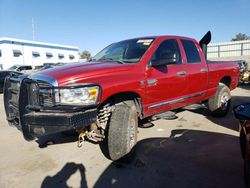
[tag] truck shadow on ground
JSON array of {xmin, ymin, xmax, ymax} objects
[
  {"xmin": 36, "ymin": 89, "xmax": 249, "ymax": 187},
  {"xmin": 206, "ymin": 95, "xmax": 250, "ymax": 131},
  {"xmin": 41, "ymin": 162, "xmax": 88, "ymax": 188},
  {"xmin": 36, "ymin": 93, "xmax": 249, "ymax": 148},
  {"xmin": 36, "ymin": 132, "xmax": 79, "ymax": 148},
  {"xmin": 36, "ymin": 120, "xmax": 156, "ymax": 148},
  {"xmin": 94, "ymin": 129, "xmax": 244, "ymax": 188}
]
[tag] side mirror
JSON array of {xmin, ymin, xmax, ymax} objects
[{"xmin": 151, "ymin": 52, "xmax": 177, "ymax": 67}]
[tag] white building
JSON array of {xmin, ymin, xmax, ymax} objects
[{"xmin": 0, "ymin": 37, "xmax": 79, "ymax": 70}]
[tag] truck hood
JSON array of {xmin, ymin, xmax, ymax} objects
[{"xmin": 30, "ymin": 61, "xmax": 134, "ymax": 86}]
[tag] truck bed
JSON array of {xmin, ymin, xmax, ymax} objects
[{"xmin": 207, "ymin": 60, "xmax": 239, "ymax": 90}]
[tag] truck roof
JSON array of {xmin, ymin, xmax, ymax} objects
[{"xmin": 119, "ymin": 35, "xmax": 196, "ymax": 43}]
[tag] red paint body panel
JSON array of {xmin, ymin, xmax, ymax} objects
[{"xmin": 37, "ymin": 35, "xmax": 240, "ymax": 118}]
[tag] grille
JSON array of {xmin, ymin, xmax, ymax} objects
[
  {"xmin": 37, "ymin": 81, "xmax": 52, "ymax": 88},
  {"xmin": 39, "ymin": 89, "xmax": 55, "ymax": 106},
  {"xmin": 28, "ymin": 83, "xmax": 39, "ymax": 106},
  {"xmin": 37, "ymin": 81, "xmax": 55, "ymax": 107}
]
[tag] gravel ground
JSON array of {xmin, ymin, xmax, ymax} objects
[{"xmin": 0, "ymin": 85, "xmax": 249, "ymax": 188}]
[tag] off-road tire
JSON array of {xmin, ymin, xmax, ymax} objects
[
  {"xmin": 100, "ymin": 100, "xmax": 138, "ymax": 161},
  {"xmin": 208, "ymin": 83, "xmax": 231, "ymax": 117}
]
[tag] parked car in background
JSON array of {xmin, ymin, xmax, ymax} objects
[
  {"xmin": 0, "ymin": 65, "xmax": 33, "ymax": 93},
  {"xmin": 0, "ymin": 70, "xmax": 22, "ymax": 92},
  {"xmin": 236, "ymin": 60, "xmax": 249, "ymax": 84},
  {"xmin": 35, "ymin": 63, "xmax": 67, "ymax": 72},
  {"xmin": 8, "ymin": 65, "xmax": 33, "ymax": 74},
  {"xmin": 236, "ymin": 60, "xmax": 247, "ymax": 71},
  {"xmin": 0, "ymin": 63, "xmax": 68, "ymax": 93},
  {"xmin": 242, "ymin": 72, "xmax": 250, "ymax": 83}
]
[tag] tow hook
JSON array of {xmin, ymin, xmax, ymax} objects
[
  {"xmin": 77, "ymin": 130, "xmax": 88, "ymax": 148},
  {"xmin": 77, "ymin": 129, "xmax": 105, "ymax": 148}
]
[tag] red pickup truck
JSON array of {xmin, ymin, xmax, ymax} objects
[{"xmin": 4, "ymin": 32, "xmax": 240, "ymax": 161}]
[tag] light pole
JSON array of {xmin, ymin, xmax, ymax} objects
[{"xmin": 22, "ymin": 44, "xmax": 25, "ymax": 65}]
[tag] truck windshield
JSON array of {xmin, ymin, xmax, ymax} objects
[{"xmin": 92, "ymin": 38, "xmax": 154, "ymax": 64}]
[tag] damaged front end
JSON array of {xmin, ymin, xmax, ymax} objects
[{"xmin": 4, "ymin": 74, "xmax": 99, "ymax": 141}]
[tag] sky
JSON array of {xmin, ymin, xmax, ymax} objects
[{"xmin": 0, "ymin": 0, "xmax": 250, "ymax": 55}]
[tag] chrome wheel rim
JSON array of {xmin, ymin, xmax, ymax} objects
[{"xmin": 220, "ymin": 92, "xmax": 230, "ymax": 111}]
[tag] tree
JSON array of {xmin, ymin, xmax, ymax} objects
[
  {"xmin": 231, "ymin": 33, "xmax": 250, "ymax": 41},
  {"xmin": 80, "ymin": 50, "xmax": 91, "ymax": 60}
]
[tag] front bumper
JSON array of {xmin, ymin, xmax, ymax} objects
[
  {"xmin": 4, "ymin": 76, "xmax": 97, "ymax": 140},
  {"xmin": 23, "ymin": 109, "xmax": 97, "ymax": 138}
]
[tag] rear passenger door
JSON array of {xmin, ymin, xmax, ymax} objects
[{"xmin": 181, "ymin": 39, "xmax": 208, "ymax": 99}]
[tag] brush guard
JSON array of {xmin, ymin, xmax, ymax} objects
[{"xmin": 4, "ymin": 76, "xmax": 97, "ymax": 140}]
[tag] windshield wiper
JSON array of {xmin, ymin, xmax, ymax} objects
[{"xmin": 99, "ymin": 58, "xmax": 125, "ymax": 64}]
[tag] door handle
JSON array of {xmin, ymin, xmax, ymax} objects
[
  {"xmin": 176, "ymin": 71, "xmax": 187, "ymax": 76},
  {"xmin": 200, "ymin": 69, "xmax": 208, "ymax": 73}
]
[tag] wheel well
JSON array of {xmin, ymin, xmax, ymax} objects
[
  {"xmin": 220, "ymin": 76, "xmax": 231, "ymax": 87},
  {"xmin": 103, "ymin": 92, "xmax": 143, "ymax": 118}
]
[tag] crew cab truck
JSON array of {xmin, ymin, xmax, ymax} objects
[{"xmin": 4, "ymin": 32, "xmax": 240, "ymax": 161}]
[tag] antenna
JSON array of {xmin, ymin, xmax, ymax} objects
[{"xmin": 32, "ymin": 18, "xmax": 35, "ymax": 40}]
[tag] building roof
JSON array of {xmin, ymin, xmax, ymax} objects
[{"xmin": 0, "ymin": 37, "xmax": 79, "ymax": 51}]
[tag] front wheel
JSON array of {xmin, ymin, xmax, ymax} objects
[
  {"xmin": 208, "ymin": 83, "xmax": 231, "ymax": 117},
  {"xmin": 100, "ymin": 100, "xmax": 138, "ymax": 161}
]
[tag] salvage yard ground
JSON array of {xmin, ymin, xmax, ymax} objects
[{"xmin": 0, "ymin": 85, "xmax": 249, "ymax": 188}]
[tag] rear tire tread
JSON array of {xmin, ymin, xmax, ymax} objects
[{"xmin": 208, "ymin": 83, "xmax": 231, "ymax": 117}]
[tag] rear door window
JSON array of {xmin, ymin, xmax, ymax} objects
[{"xmin": 181, "ymin": 40, "xmax": 201, "ymax": 63}]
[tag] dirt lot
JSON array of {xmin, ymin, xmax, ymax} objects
[{"xmin": 0, "ymin": 85, "xmax": 249, "ymax": 188}]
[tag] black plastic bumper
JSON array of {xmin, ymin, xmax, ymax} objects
[{"xmin": 4, "ymin": 76, "xmax": 97, "ymax": 140}]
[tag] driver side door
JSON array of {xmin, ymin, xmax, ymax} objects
[{"xmin": 145, "ymin": 39, "xmax": 188, "ymax": 115}]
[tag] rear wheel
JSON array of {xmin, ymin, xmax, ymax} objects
[
  {"xmin": 208, "ymin": 83, "xmax": 231, "ymax": 117},
  {"xmin": 100, "ymin": 100, "xmax": 138, "ymax": 161}
]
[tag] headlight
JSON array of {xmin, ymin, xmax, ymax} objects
[{"xmin": 57, "ymin": 85, "xmax": 100, "ymax": 105}]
